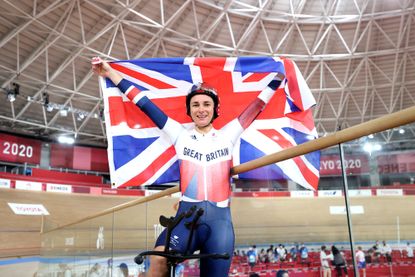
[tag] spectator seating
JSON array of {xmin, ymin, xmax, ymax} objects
[{"xmin": 222, "ymin": 249, "xmax": 415, "ymax": 277}]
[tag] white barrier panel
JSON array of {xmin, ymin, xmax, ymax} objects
[
  {"xmin": 15, "ymin": 180, "xmax": 42, "ymax": 191},
  {"xmin": 318, "ymin": 190, "xmax": 342, "ymax": 197},
  {"xmin": 8, "ymin": 203, "xmax": 49, "ymax": 215},
  {"xmin": 330, "ymin": 205, "xmax": 364, "ymax": 215},
  {"xmin": 0, "ymin": 178, "xmax": 11, "ymax": 189},
  {"xmin": 171, "ymin": 192, "xmax": 181, "ymax": 198},
  {"xmin": 46, "ymin": 183, "xmax": 72, "ymax": 193},
  {"xmin": 376, "ymin": 189, "xmax": 403, "ymax": 196},
  {"xmin": 65, "ymin": 237, "xmax": 75, "ymax": 246},
  {"xmin": 290, "ymin": 190, "xmax": 314, "ymax": 198},
  {"xmin": 145, "ymin": 190, "xmax": 159, "ymax": 197},
  {"xmin": 348, "ymin": 189, "xmax": 372, "ymax": 197}
]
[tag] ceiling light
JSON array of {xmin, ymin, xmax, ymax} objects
[
  {"xmin": 77, "ymin": 113, "xmax": 85, "ymax": 121},
  {"xmin": 368, "ymin": 134, "xmax": 374, "ymax": 139},
  {"xmin": 58, "ymin": 136, "xmax": 75, "ymax": 144},
  {"xmin": 5, "ymin": 83, "xmax": 20, "ymax": 103},
  {"xmin": 363, "ymin": 143, "xmax": 372, "ymax": 153},
  {"xmin": 363, "ymin": 143, "xmax": 382, "ymax": 153},
  {"xmin": 59, "ymin": 109, "xmax": 68, "ymax": 117},
  {"xmin": 7, "ymin": 92, "xmax": 16, "ymax": 102},
  {"xmin": 373, "ymin": 144, "xmax": 382, "ymax": 151},
  {"xmin": 399, "ymin": 129, "xmax": 405, "ymax": 134},
  {"xmin": 46, "ymin": 104, "xmax": 54, "ymax": 112}
]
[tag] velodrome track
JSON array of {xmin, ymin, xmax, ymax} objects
[{"xmin": 0, "ymin": 188, "xmax": 136, "ymax": 258}]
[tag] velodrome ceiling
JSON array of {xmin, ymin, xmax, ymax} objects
[{"xmin": 1, "ymin": 0, "xmax": 415, "ymax": 147}]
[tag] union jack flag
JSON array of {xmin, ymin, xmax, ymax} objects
[{"xmin": 100, "ymin": 57, "xmax": 320, "ymax": 190}]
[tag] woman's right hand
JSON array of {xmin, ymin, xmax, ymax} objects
[
  {"xmin": 91, "ymin": 57, "xmax": 113, "ymax": 78},
  {"xmin": 91, "ymin": 57, "xmax": 122, "ymax": 85}
]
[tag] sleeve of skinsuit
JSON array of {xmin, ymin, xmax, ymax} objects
[
  {"xmin": 222, "ymin": 77, "xmax": 282, "ymax": 145},
  {"xmin": 117, "ymin": 79, "xmax": 183, "ymax": 144}
]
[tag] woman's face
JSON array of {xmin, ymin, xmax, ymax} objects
[{"xmin": 189, "ymin": 94, "xmax": 214, "ymax": 128}]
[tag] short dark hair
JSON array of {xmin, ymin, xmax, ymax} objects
[{"xmin": 276, "ymin": 269, "xmax": 289, "ymax": 277}]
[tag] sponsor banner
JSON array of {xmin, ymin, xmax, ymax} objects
[
  {"xmin": 145, "ymin": 190, "xmax": 161, "ymax": 197},
  {"xmin": 377, "ymin": 152, "xmax": 415, "ymax": 174},
  {"xmin": 376, "ymin": 189, "xmax": 403, "ymax": 196},
  {"xmin": 102, "ymin": 189, "xmax": 118, "ymax": 195},
  {"xmin": 8, "ymin": 203, "xmax": 49, "ymax": 215},
  {"xmin": 348, "ymin": 189, "xmax": 372, "ymax": 197},
  {"xmin": 290, "ymin": 190, "xmax": 314, "ymax": 198},
  {"xmin": 0, "ymin": 133, "xmax": 42, "ymax": 164},
  {"xmin": 233, "ymin": 191, "xmax": 291, "ymax": 197},
  {"xmin": 330, "ymin": 205, "xmax": 364, "ymax": 215},
  {"xmin": 71, "ymin": 186, "xmax": 90, "ymax": 194},
  {"xmin": 0, "ymin": 178, "xmax": 11, "ymax": 189},
  {"xmin": 101, "ymin": 188, "xmax": 144, "ymax": 196},
  {"xmin": 115, "ymin": 189, "xmax": 144, "ymax": 196},
  {"xmin": 320, "ymin": 154, "xmax": 369, "ymax": 176},
  {"xmin": 318, "ymin": 190, "xmax": 342, "ymax": 197},
  {"xmin": 15, "ymin": 180, "xmax": 43, "ymax": 191},
  {"xmin": 46, "ymin": 183, "xmax": 72, "ymax": 193},
  {"xmin": 90, "ymin": 187, "xmax": 102, "ymax": 195}
]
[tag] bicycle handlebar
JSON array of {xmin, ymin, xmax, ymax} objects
[{"xmin": 134, "ymin": 205, "xmax": 230, "ymax": 268}]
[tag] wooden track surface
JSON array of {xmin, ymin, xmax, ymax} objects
[
  {"xmin": 0, "ymin": 188, "xmax": 135, "ymax": 258},
  {"xmin": 1, "ymin": 188, "xmax": 414, "ymax": 258}
]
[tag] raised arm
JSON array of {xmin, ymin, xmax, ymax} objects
[
  {"xmin": 91, "ymin": 57, "xmax": 123, "ymax": 85},
  {"xmin": 91, "ymin": 57, "xmax": 182, "ymax": 142},
  {"xmin": 222, "ymin": 76, "xmax": 282, "ymax": 143},
  {"xmin": 237, "ymin": 77, "xmax": 281, "ymax": 129}
]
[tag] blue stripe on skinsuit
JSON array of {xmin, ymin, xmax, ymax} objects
[{"xmin": 184, "ymin": 172, "xmax": 199, "ymax": 199}]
